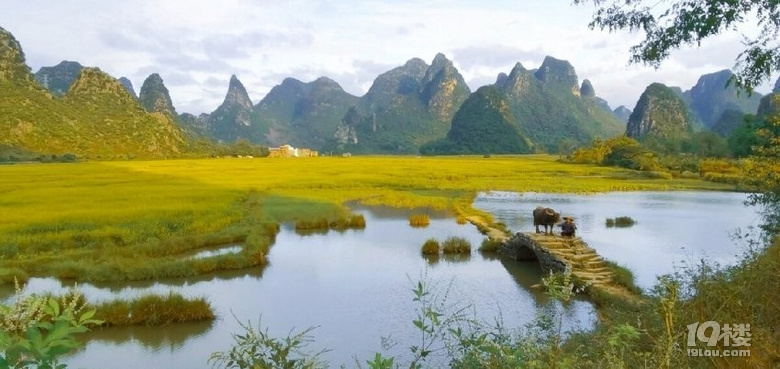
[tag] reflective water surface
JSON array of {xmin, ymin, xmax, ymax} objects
[
  {"xmin": 0, "ymin": 191, "xmax": 756, "ymax": 368},
  {"xmin": 474, "ymin": 191, "xmax": 758, "ymax": 289}
]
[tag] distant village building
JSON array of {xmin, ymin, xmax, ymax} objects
[{"xmin": 268, "ymin": 144, "xmax": 318, "ymax": 158}]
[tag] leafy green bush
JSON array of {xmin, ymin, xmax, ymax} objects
[
  {"xmin": 0, "ymin": 284, "xmax": 102, "ymax": 369},
  {"xmin": 208, "ymin": 317, "xmax": 327, "ymax": 369}
]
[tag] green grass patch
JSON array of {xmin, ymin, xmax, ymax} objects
[{"xmin": 603, "ymin": 260, "xmax": 642, "ymax": 295}]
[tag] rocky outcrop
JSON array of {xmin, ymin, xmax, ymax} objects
[
  {"xmin": 254, "ymin": 76, "xmax": 358, "ymax": 147},
  {"xmin": 534, "ymin": 56, "xmax": 580, "ymax": 95},
  {"xmin": 758, "ymin": 77, "xmax": 780, "ymax": 117},
  {"xmin": 774, "ymin": 76, "xmax": 780, "ymax": 94},
  {"xmin": 757, "ymin": 93, "xmax": 780, "ymax": 117},
  {"xmin": 580, "ymin": 79, "xmax": 596, "ymax": 98},
  {"xmin": 224, "ymin": 74, "xmax": 253, "ymax": 111},
  {"xmin": 118, "ymin": 77, "xmax": 137, "ymax": 98},
  {"xmin": 207, "ymin": 75, "xmax": 254, "ymax": 142},
  {"xmin": 420, "ymin": 53, "xmax": 470, "ymax": 122},
  {"xmin": 34, "ymin": 60, "xmax": 83, "ymax": 95},
  {"xmin": 329, "ymin": 54, "xmax": 470, "ymax": 154},
  {"xmin": 139, "ymin": 73, "xmax": 177, "ymax": 118},
  {"xmin": 627, "ymin": 83, "xmax": 693, "ymax": 140},
  {"xmin": 65, "ymin": 67, "xmax": 137, "ymax": 106},
  {"xmin": 613, "ymin": 105, "xmax": 632, "ymax": 122},
  {"xmin": 683, "ymin": 69, "xmax": 762, "ymax": 129},
  {"xmin": 0, "ymin": 26, "xmax": 35, "ymax": 84},
  {"xmin": 432, "ymin": 86, "xmax": 533, "ymax": 154},
  {"xmin": 495, "ymin": 72, "xmax": 508, "ymax": 85},
  {"xmin": 497, "ymin": 62, "xmax": 536, "ymax": 99}
]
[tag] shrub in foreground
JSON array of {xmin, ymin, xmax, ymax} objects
[
  {"xmin": 0, "ymin": 284, "xmax": 102, "ymax": 368},
  {"xmin": 208, "ymin": 318, "xmax": 327, "ymax": 369}
]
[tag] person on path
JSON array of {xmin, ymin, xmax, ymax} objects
[{"xmin": 560, "ymin": 216, "xmax": 577, "ymax": 238}]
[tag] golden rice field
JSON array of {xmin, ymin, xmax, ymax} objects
[{"xmin": 0, "ymin": 155, "xmax": 735, "ymax": 284}]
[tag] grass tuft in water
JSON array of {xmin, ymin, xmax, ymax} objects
[
  {"xmin": 479, "ymin": 238, "xmax": 503, "ymax": 252},
  {"xmin": 409, "ymin": 214, "xmax": 431, "ymax": 228},
  {"xmin": 93, "ymin": 292, "xmax": 215, "ymax": 327},
  {"xmin": 442, "ymin": 236, "xmax": 472, "ymax": 254},
  {"xmin": 420, "ymin": 238, "xmax": 440, "ymax": 255},
  {"xmin": 606, "ymin": 216, "xmax": 636, "ymax": 228}
]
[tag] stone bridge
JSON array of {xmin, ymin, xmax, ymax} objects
[
  {"xmin": 499, "ymin": 232, "xmax": 614, "ymax": 287},
  {"xmin": 465, "ymin": 216, "xmax": 615, "ymax": 288}
]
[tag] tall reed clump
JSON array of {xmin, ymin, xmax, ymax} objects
[
  {"xmin": 409, "ymin": 214, "xmax": 430, "ymax": 228},
  {"xmin": 93, "ymin": 292, "xmax": 215, "ymax": 327},
  {"xmin": 442, "ymin": 236, "xmax": 472, "ymax": 254},
  {"xmin": 420, "ymin": 238, "xmax": 440, "ymax": 255}
]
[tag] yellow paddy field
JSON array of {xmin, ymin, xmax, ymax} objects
[{"xmin": 0, "ymin": 155, "xmax": 734, "ymax": 283}]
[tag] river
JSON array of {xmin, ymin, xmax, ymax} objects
[{"xmin": 1, "ymin": 191, "xmax": 758, "ymax": 368}]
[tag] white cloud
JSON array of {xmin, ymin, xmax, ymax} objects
[{"xmin": 1, "ymin": 0, "xmax": 775, "ymax": 114}]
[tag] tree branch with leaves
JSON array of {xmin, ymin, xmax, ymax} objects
[{"xmin": 573, "ymin": 0, "xmax": 780, "ymax": 92}]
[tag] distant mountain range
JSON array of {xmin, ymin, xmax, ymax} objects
[
  {"xmin": 1, "ymin": 28, "xmax": 187, "ymax": 158},
  {"xmin": 4, "ymin": 25, "xmax": 778, "ymax": 158},
  {"xmin": 422, "ymin": 57, "xmax": 626, "ymax": 154}
]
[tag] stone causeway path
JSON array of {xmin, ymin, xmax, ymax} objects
[{"xmin": 524, "ymin": 233, "xmax": 614, "ymax": 287}]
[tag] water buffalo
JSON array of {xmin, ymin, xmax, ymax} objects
[{"xmin": 533, "ymin": 206, "xmax": 561, "ymax": 235}]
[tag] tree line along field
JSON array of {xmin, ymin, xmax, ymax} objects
[{"xmin": 0, "ymin": 155, "xmax": 735, "ymax": 284}]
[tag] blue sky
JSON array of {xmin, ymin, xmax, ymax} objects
[{"xmin": 2, "ymin": 0, "xmax": 776, "ymax": 114}]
